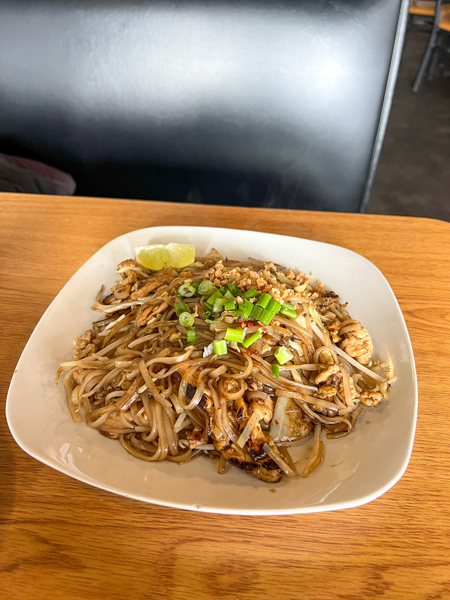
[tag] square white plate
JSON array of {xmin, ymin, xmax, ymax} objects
[{"xmin": 6, "ymin": 226, "xmax": 417, "ymax": 515}]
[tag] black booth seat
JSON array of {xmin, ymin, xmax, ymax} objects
[{"xmin": 0, "ymin": 0, "xmax": 408, "ymax": 210}]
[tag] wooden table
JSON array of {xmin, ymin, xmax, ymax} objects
[{"xmin": 1, "ymin": 193, "xmax": 449, "ymax": 600}]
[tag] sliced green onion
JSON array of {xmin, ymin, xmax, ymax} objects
[
  {"xmin": 219, "ymin": 287, "xmax": 227, "ymax": 296},
  {"xmin": 242, "ymin": 331, "xmax": 262, "ymax": 348},
  {"xmin": 213, "ymin": 339, "xmax": 228, "ymax": 356},
  {"xmin": 268, "ymin": 298, "xmax": 281, "ymax": 312},
  {"xmin": 237, "ymin": 299, "xmax": 253, "ymax": 320},
  {"xmin": 274, "ymin": 346, "xmax": 294, "ymax": 365},
  {"xmin": 205, "ymin": 290, "xmax": 224, "ymax": 309},
  {"xmin": 178, "ymin": 283, "xmax": 196, "ymax": 297},
  {"xmin": 228, "ymin": 282, "xmax": 241, "ymax": 297},
  {"xmin": 256, "ymin": 293, "xmax": 271, "ymax": 309},
  {"xmin": 250, "ymin": 305, "xmax": 266, "ymax": 321},
  {"xmin": 224, "ymin": 328, "xmax": 246, "ymax": 343},
  {"xmin": 204, "ymin": 310, "xmax": 212, "ymax": 319},
  {"xmin": 198, "ymin": 280, "xmax": 218, "ymax": 297},
  {"xmin": 212, "ymin": 297, "xmax": 227, "ymax": 313},
  {"xmin": 186, "ymin": 330, "xmax": 196, "ymax": 343},
  {"xmin": 224, "ymin": 290, "xmax": 235, "ymax": 301},
  {"xmin": 213, "ymin": 296, "xmax": 227, "ymax": 306},
  {"xmin": 280, "ymin": 302, "xmax": 297, "ymax": 319},
  {"xmin": 281, "ymin": 301, "xmax": 296, "ymax": 312},
  {"xmin": 224, "ymin": 300, "xmax": 236, "ymax": 311},
  {"xmin": 192, "ymin": 281, "xmax": 201, "ymax": 293},
  {"xmin": 260, "ymin": 299, "xmax": 281, "ymax": 325},
  {"xmin": 179, "ymin": 312, "xmax": 194, "ymax": 328},
  {"xmin": 271, "ymin": 364, "xmax": 280, "ymax": 378},
  {"xmin": 234, "ymin": 302, "xmax": 252, "ymax": 320},
  {"xmin": 174, "ymin": 302, "xmax": 190, "ymax": 315},
  {"xmin": 307, "ymin": 305, "xmax": 325, "ymax": 329},
  {"xmin": 244, "ymin": 287, "xmax": 259, "ymax": 299}
]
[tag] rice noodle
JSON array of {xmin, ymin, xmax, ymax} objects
[{"xmin": 183, "ymin": 380, "xmax": 206, "ymax": 411}]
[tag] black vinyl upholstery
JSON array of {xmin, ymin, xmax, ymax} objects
[{"xmin": 0, "ymin": 0, "xmax": 408, "ymax": 210}]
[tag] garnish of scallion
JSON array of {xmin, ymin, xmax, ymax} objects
[
  {"xmin": 179, "ymin": 312, "xmax": 194, "ymax": 328},
  {"xmin": 280, "ymin": 302, "xmax": 297, "ymax": 319},
  {"xmin": 178, "ymin": 283, "xmax": 196, "ymax": 297},
  {"xmin": 228, "ymin": 282, "xmax": 241, "ymax": 297},
  {"xmin": 256, "ymin": 293, "xmax": 271, "ymax": 309},
  {"xmin": 242, "ymin": 331, "xmax": 262, "ymax": 348},
  {"xmin": 250, "ymin": 305, "xmax": 266, "ymax": 321},
  {"xmin": 212, "ymin": 297, "xmax": 227, "ymax": 313},
  {"xmin": 235, "ymin": 299, "xmax": 253, "ymax": 320},
  {"xmin": 198, "ymin": 280, "xmax": 217, "ymax": 297},
  {"xmin": 244, "ymin": 287, "xmax": 259, "ymax": 299},
  {"xmin": 274, "ymin": 346, "xmax": 294, "ymax": 365},
  {"xmin": 224, "ymin": 328, "xmax": 246, "ymax": 343},
  {"xmin": 174, "ymin": 302, "xmax": 190, "ymax": 315},
  {"xmin": 260, "ymin": 299, "xmax": 281, "ymax": 325},
  {"xmin": 205, "ymin": 290, "xmax": 224, "ymax": 309},
  {"xmin": 186, "ymin": 329, "xmax": 196, "ymax": 343},
  {"xmin": 213, "ymin": 339, "xmax": 228, "ymax": 356}
]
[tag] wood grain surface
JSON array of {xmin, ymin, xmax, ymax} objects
[{"xmin": 1, "ymin": 193, "xmax": 449, "ymax": 600}]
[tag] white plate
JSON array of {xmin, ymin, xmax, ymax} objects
[{"xmin": 6, "ymin": 226, "xmax": 417, "ymax": 515}]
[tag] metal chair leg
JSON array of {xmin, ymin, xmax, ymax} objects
[
  {"xmin": 413, "ymin": 29, "xmax": 438, "ymax": 91},
  {"xmin": 427, "ymin": 31, "xmax": 444, "ymax": 80}
]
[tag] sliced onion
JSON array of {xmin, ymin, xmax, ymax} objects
[
  {"xmin": 269, "ymin": 396, "xmax": 290, "ymax": 442},
  {"xmin": 290, "ymin": 368, "xmax": 302, "ymax": 384},
  {"xmin": 174, "ymin": 411, "xmax": 188, "ymax": 433},
  {"xmin": 236, "ymin": 411, "xmax": 261, "ymax": 448}
]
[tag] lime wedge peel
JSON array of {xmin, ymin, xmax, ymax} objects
[{"xmin": 135, "ymin": 243, "xmax": 196, "ymax": 271}]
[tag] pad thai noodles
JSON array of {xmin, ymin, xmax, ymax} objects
[{"xmin": 56, "ymin": 248, "xmax": 393, "ymax": 483}]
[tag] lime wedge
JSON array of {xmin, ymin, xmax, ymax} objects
[{"xmin": 135, "ymin": 243, "xmax": 195, "ymax": 271}]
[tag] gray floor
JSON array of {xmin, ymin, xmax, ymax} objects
[{"xmin": 367, "ymin": 30, "xmax": 450, "ymax": 221}]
